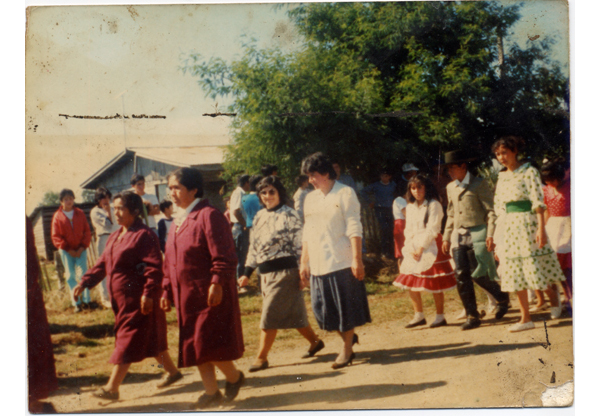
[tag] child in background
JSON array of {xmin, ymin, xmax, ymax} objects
[
  {"xmin": 51, "ymin": 189, "xmax": 92, "ymax": 313},
  {"xmin": 157, "ymin": 200, "xmax": 174, "ymax": 253},
  {"xmin": 541, "ymin": 159, "xmax": 572, "ymax": 316},
  {"xmin": 392, "ymin": 183, "xmax": 407, "ymax": 271},
  {"xmin": 393, "ymin": 175, "xmax": 456, "ymax": 328}
]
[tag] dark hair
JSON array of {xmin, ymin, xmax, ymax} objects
[
  {"xmin": 94, "ymin": 187, "xmax": 112, "ymax": 206},
  {"xmin": 301, "ymin": 152, "xmax": 337, "ymax": 180},
  {"xmin": 130, "ymin": 173, "xmax": 145, "ymax": 186},
  {"xmin": 248, "ymin": 175, "xmax": 263, "ymax": 192},
  {"xmin": 491, "ymin": 135, "xmax": 525, "ymax": 154},
  {"xmin": 261, "ymin": 164, "xmax": 278, "ymax": 177},
  {"xmin": 256, "ymin": 176, "xmax": 288, "ymax": 207},
  {"xmin": 113, "ymin": 191, "xmax": 144, "ymax": 218},
  {"xmin": 237, "ymin": 174, "xmax": 251, "ymax": 187},
  {"xmin": 295, "ymin": 175, "xmax": 309, "ymax": 187},
  {"xmin": 405, "ymin": 174, "xmax": 440, "ymax": 204},
  {"xmin": 541, "ymin": 159, "xmax": 566, "ymax": 184},
  {"xmin": 168, "ymin": 167, "xmax": 204, "ymax": 198},
  {"xmin": 159, "ymin": 199, "xmax": 173, "ymax": 213},
  {"xmin": 59, "ymin": 189, "xmax": 75, "ymax": 201}
]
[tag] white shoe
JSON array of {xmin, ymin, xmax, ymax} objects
[
  {"xmin": 455, "ymin": 309, "xmax": 467, "ymax": 320},
  {"xmin": 509, "ymin": 321, "xmax": 535, "ymax": 332},
  {"xmin": 550, "ymin": 306, "xmax": 562, "ymax": 320}
]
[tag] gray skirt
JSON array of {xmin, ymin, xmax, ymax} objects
[{"xmin": 260, "ymin": 268, "xmax": 309, "ymax": 330}]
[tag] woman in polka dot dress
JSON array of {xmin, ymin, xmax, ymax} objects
[{"xmin": 492, "ymin": 136, "xmax": 565, "ymax": 332}]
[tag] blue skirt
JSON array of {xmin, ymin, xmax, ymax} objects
[{"xmin": 311, "ymin": 268, "xmax": 372, "ymax": 332}]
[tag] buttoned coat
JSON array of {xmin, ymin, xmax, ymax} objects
[
  {"xmin": 443, "ymin": 175, "xmax": 497, "ymax": 241},
  {"xmin": 80, "ymin": 219, "xmax": 167, "ymax": 364},
  {"xmin": 162, "ymin": 199, "xmax": 244, "ymax": 368}
]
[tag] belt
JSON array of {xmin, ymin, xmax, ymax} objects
[
  {"xmin": 258, "ymin": 256, "xmax": 298, "ymax": 274},
  {"xmin": 506, "ymin": 200, "xmax": 532, "ymax": 213}
]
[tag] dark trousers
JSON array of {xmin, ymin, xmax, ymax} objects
[
  {"xmin": 452, "ymin": 241, "xmax": 509, "ymax": 319},
  {"xmin": 234, "ymin": 226, "xmax": 250, "ymax": 279},
  {"xmin": 375, "ymin": 207, "xmax": 394, "ymax": 258}
]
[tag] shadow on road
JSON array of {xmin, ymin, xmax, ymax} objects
[{"xmin": 365, "ymin": 341, "xmax": 542, "ymax": 365}]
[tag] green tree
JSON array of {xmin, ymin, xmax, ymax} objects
[
  {"xmin": 82, "ymin": 189, "xmax": 96, "ymax": 203},
  {"xmin": 39, "ymin": 190, "xmax": 60, "ymax": 206},
  {"xmin": 181, "ymin": 1, "xmax": 568, "ymax": 186}
]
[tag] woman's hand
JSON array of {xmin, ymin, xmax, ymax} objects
[
  {"xmin": 207, "ymin": 283, "xmax": 222, "ymax": 307},
  {"xmin": 351, "ymin": 257, "xmax": 365, "ymax": 281},
  {"xmin": 140, "ymin": 296, "xmax": 153, "ymax": 315},
  {"xmin": 238, "ymin": 276, "xmax": 249, "ymax": 288},
  {"xmin": 412, "ymin": 247, "xmax": 424, "ymax": 261},
  {"xmin": 300, "ymin": 262, "xmax": 311, "ymax": 282},
  {"xmin": 160, "ymin": 297, "xmax": 171, "ymax": 312},
  {"xmin": 536, "ymin": 228, "xmax": 547, "ymax": 249},
  {"xmin": 441, "ymin": 240, "xmax": 451, "ymax": 255},
  {"xmin": 486, "ymin": 237, "xmax": 495, "ymax": 252},
  {"xmin": 68, "ymin": 249, "xmax": 78, "ymax": 258},
  {"xmin": 299, "ymin": 274, "xmax": 310, "ymax": 290},
  {"xmin": 73, "ymin": 284, "xmax": 84, "ymax": 300}
]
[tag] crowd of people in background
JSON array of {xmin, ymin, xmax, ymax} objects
[{"xmin": 29, "ymin": 135, "xmax": 572, "ymax": 410}]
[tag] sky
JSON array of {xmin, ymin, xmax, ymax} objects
[{"xmin": 25, "ymin": 0, "xmax": 569, "ymax": 214}]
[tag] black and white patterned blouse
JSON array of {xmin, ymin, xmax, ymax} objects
[{"xmin": 245, "ymin": 205, "xmax": 303, "ymax": 270}]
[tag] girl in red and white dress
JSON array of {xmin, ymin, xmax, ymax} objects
[
  {"xmin": 393, "ymin": 175, "xmax": 456, "ymax": 328},
  {"xmin": 541, "ymin": 159, "xmax": 572, "ymax": 316}
]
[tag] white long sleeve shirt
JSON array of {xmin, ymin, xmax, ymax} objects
[
  {"xmin": 404, "ymin": 199, "xmax": 444, "ymax": 251},
  {"xmin": 302, "ymin": 181, "xmax": 362, "ymax": 276}
]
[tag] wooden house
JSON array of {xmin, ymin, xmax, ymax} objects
[{"xmin": 80, "ymin": 145, "xmax": 227, "ymax": 211}]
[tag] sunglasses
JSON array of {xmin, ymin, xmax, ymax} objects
[{"xmin": 260, "ymin": 189, "xmax": 277, "ymax": 196}]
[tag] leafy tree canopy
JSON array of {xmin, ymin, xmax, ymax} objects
[
  {"xmin": 181, "ymin": 1, "xmax": 568, "ymax": 186},
  {"xmin": 39, "ymin": 190, "xmax": 60, "ymax": 207}
]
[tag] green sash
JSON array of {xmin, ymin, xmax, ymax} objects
[{"xmin": 506, "ymin": 200, "xmax": 532, "ymax": 213}]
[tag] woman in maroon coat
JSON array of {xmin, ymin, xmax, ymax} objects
[
  {"xmin": 27, "ymin": 217, "xmax": 58, "ymax": 413},
  {"xmin": 74, "ymin": 192, "xmax": 180, "ymax": 400},
  {"xmin": 161, "ymin": 167, "xmax": 245, "ymax": 410}
]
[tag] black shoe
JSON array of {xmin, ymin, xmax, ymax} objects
[
  {"xmin": 190, "ymin": 390, "xmax": 222, "ymax": 409},
  {"xmin": 405, "ymin": 318, "xmax": 427, "ymax": 328},
  {"xmin": 92, "ymin": 388, "xmax": 119, "ymax": 401},
  {"xmin": 74, "ymin": 305, "xmax": 83, "ymax": 313},
  {"xmin": 429, "ymin": 318, "xmax": 448, "ymax": 328},
  {"xmin": 156, "ymin": 371, "xmax": 183, "ymax": 388},
  {"xmin": 332, "ymin": 352, "xmax": 355, "ymax": 370},
  {"xmin": 494, "ymin": 303, "xmax": 510, "ymax": 320},
  {"xmin": 301, "ymin": 340, "xmax": 325, "ymax": 359},
  {"xmin": 248, "ymin": 360, "xmax": 269, "ymax": 373},
  {"xmin": 224, "ymin": 371, "xmax": 245, "ymax": 402},
  {"xmin": 461, "ymin": 316, "xmax": 481, "ymax": 330}
]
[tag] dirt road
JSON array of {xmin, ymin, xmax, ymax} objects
[{"xmin": 47, "ymin": 306, "xmax": 573, "ymax": 412}]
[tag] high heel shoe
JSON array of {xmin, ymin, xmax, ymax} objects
[
  {"xmin": 331, "ymin": 352, "xmax": 355, "ymax": 370},
  {"xmin": 352, "ymin": 334, "xmax": 359, "ymax": 345}
]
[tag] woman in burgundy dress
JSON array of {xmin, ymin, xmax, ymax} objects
[
  {"xmin": 161, "ymin": 167, "xmax": 245, "ymax": 410},
  {"xmin": 74, "ymin": 192, "xmax": 180, "ymax": 400},
  {"xmin": 27, "ymin": 217, "xmax": 58, "ymax": 413}
]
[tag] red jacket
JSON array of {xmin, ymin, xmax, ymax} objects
[{"xmin": 51, "ymin": 207, "xmax": 91, "ymax": 251}]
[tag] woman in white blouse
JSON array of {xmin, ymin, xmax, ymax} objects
[
  {"xmin": 300, "ymin": 153, "xmax": 371, "ymax": 370},
  {"xmin": 393, "ymin": 175, "xmax": 456, "ymax": 328},
  {"xmin": 239, "ymin": 176, "xmax": 323, "ymax": 372}
]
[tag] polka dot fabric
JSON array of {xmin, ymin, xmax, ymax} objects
[{"xmin": 494, "ymin": 163, "xmax": 565, "ymax": 292}]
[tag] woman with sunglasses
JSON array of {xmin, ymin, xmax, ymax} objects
[{"xmin": 239, "ymin": 176, "xmax": 323, "ymax": 372}]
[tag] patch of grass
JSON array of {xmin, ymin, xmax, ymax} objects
[{"xmin": 45, "ymin": 259, "xmax": 500, "ymax": 392}]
